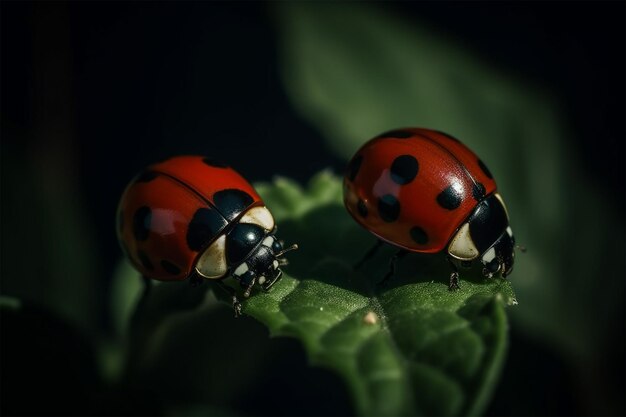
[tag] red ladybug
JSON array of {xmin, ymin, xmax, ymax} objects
[
  {"xmin": 117, "ymin": 156, "xmax": 297, "ymax": 315},
  {"xmin": 343, "ymin": 128, "xmax": 516, "ymax": 288}
]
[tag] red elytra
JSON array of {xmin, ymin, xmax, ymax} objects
[
  {"xmin": 343, "ymin": 128, "xmax": 497, "ymax": 253},
  {"xmin": 116, "ymin": 156, "xmax": 263, "ymax": 281}
]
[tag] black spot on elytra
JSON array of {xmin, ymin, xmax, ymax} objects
[
  {"xmin": 135, "ymin": 171, "xmax": 158, "ymax": 183},
  {"xmin": 347, "ymin": 155, "xmax": 363, "ymax": 181},
  {"xmin": 161, "ymin": 260, "xmax": 181, "ymax": 275},
  {"xmin": 378, "ymin": 194, "xmax": 400, "ymax": 222},
  {"xmin": 376, "ymin": 130, "xmax": 413, "ymax": 139},
  {"xmin": 357, "ymin": 199, "xmax": 368, "ymax": 217},
  {"xmin": 133, "ymin": 206, "xmax": 152, "ymax": 241},
  {"xmin": 478, "ymin": 159, "xmax": 493, "ymax": 179},
  {"xmin": 410, "ymin": 226, "xmax": 428, "ymax": 245},
  {"xmin": 186, "ymin": 207, "xmax": 228, "ymax": 251},
  {"xmin": 202, "ymin": 157, "xmax": 229, "ymax": 168},
  {"xmin": 472, "ymin": 182, "xmax": 486, "ymax": 200},
  {"xmin": 390, "ymin": 155, "xmax": 419, "ymax": 185},
  {"xmin": 213, "ymin": 189, "xmax": 254, "ymax": 221},
  {"xmin": 137, "ymin": 250, "xmax": 154, "ymax": 271},
  {"xmin": 437, "ymin": 185, "xmax": 462, "ymax": 210}
]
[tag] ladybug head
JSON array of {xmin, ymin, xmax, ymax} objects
[
  {"xmin": 480, "ymin": 227, "xmax": 515, "ymax": 278},
  {"xmin": 448, "ymin": 193, "xmax": 515, "ymax": 278},
  {"xmin": 194, "ymin": 206, "xmax": 298, "ymax": 296},
  {"xmin": 219, "ymin": 206, "xmax": 298, "ymax": 297},
  {"xmin": 231, "ymin": 230, "xmax": 298, "ymax": 297}
]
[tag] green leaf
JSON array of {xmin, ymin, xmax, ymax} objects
[{"xmin": 241, "ymin": 171, "xmax": 515, "ymax": 416}]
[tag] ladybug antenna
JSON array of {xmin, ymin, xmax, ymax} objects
[
  {"xmin": 515, "ymin": 244, "xmax": 527, "ymax": 253},
  {"xmin": 276, "ymin": 243, "xmax": 299, "ymax": 258}
]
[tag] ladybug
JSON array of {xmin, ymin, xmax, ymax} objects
[
  {"xmin": 343, "ymin": 128, "xmax": 517, "ymax": 289},
  {"xmin": 117, "ymin": 156, "xmax": 298, "ymax": 316}
]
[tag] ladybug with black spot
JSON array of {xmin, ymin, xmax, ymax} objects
[
  {"xmin": 343, "ymin": 128, "xmax": 519, "ymax": 289},
  {"xmin": 117, "ymin": 156, "xmax": 298, "ymax": 316}
]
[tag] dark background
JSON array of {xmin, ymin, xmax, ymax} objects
[{"xmin": 2, "ymin": 1, "xmax": 624, "ymax": 416}]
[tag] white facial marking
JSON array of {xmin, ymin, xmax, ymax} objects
[
  {"xmin": 234, "ymin": 262, "xmax": 249, "ymax": 277},
  {"xmin": 273, "ymin": 260, "xmax": 279, "ymax": 269},
  {"xmin": 195, "ymin": 235, "xmax": 227, "ymax": 279},
  {"xmin": 262, "ymin": 236, "xmax": 274, "ymax": 247},
  {"xmin": 239, "ymin": 206, "xmax": 275, "ymax": 231},
  {"xmin": 482, "ymin": 247, "xmax": 496, "ymax": 264},
  {"xmin": 448, "ymin": 223, "xmax": 479, "ymax": 260},
  {"xmin": 506, "ymin": 226, "xmax": 513, "ymax": 237},
  {"xmin": 258, "ymin": 276, "xmax": 266, "ymax": 285}
]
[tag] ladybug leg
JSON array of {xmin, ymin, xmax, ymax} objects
[
  {"xmin": 243, "ymin": 276, "xmax": 257, "ymax": 298},
  {"xmin": 354, "ymin": 239, "xmax": 384, "ymax": 269},
  {"xmin": 378, "ymin": 249, "xmax": 409, "ymax": 286},
  {"xmin": 215, "ymin": 280, "xmax": 243, "ymax": 318},
  {"xmin": 447, "ymin": 257, "xmax": 461, "ymax": 291}
]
